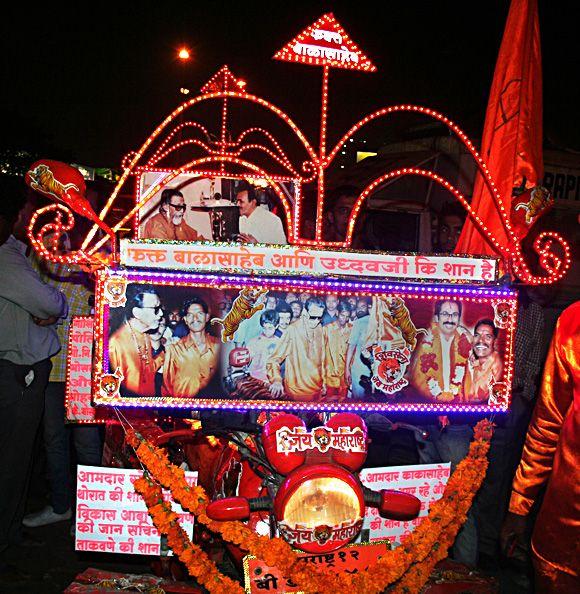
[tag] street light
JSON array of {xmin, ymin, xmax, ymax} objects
[{"xmin": 177, "ymin": 47, "xmax": 191, "ymax": 61}]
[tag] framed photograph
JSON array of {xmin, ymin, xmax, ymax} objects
[
  {"xmin": 93, "ymin": 268, "xmax": 517, "ymax": 414},
  {"xmin": 135, "ymin": 171, "xmax": 296, "ymax": 243}
]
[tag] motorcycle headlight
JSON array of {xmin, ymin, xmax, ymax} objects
[{"xmin": 274, "ymin": 464, "xmax": 364, "ymax": 553}]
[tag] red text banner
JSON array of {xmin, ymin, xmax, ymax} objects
[
  {"xmin": 75, "ymin": 466, "xmax": 197, "ymax": 556},
  {"xmin": 66, "ymin": 317, "xmax": 110, "ymax": 423},
  {"xmin": 360, "ymin": 463, "xmax": 451, "ymax": 546},
  {"xmin": 120, "ymin": 239, "xmax": 498, "ymax": 284}
]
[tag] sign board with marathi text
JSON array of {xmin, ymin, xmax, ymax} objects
[
  {"xmin": 243, "ymin": 541, "xmax": 390, "ymax": 593},
  {"xmin": 120, "ymin": 239, "xmax": 498, "ymax": 284},
  {"xmin": 65, "ymin": 317, "xmax": 110, "ymax": 423},
  {"xmin": 273, "ymin": 13, "xmax": 376, "ymax": 72},
  {"xmin": 360, "ymin": 463, "xmax": 451, "ymax": 545},
  {"xmin": 75, "ymin": 466, "xmax": 197, "ymax": 556}
]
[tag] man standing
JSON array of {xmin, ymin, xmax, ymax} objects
[
  {"xmin": 162, "ymin": 297, "xmax": 220, "ymax": 397},
  {"xmin": 434, "ymin": 202, "xmax": 465, "ymax": 253},
  {"xmin": 322, "ymin": 302, "xmax": 353, "ymax": 401},
  {"xmin": 409, "ymin": 300, "xmax": 472, "ymax": 403},
  {"xmin": 463, "ymin": 319, "xmax": 503, "ymax": 403},
  {"xmin": 0, "ymin": 178, "xmax": 68, "ymax": 570},
  {"xmin": 143, "ymin": 188, "xmax": 205, "ymax": 241},
  {"xmin": 502, "ymin": 301, "xmax": 579, "ymax": 592},
  {"xmin": 23, "ymin": 235, "xmax": 101, "ymax": 529},
  {"xmin": 267, "ymin": 297, "xmax": 325, "ymax": 401},
  {"xmin": 324, "ymin": 185, "xmax": 358, "ymax": 242},
  {"xmin": 321, "ymin": 294, "xmax": 339, "ymax": 326},
  {"xmin": 247, "ymin": 310, "xmax": 280, "ymax": 382},
  {"xmin": 108, "ymin": 286, "xmax": 164, "ymax": 395},
  {"xmin": 236, "ymin": 181, "xmax": 287, "ymax": 244}
]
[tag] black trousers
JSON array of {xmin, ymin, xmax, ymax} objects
[{"xmin": 0, "ymin": 358, "xmax": 51, "ymax": 557}]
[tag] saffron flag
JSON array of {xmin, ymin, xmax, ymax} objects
[{"xmin": 455, "ymin": 0, "xmax": 546, "ymax": 256}]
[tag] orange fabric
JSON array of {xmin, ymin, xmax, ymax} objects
[
  {"xmin": 143, "ymin": 212, "xmax": 203, "ymax": 242},
  {"xmin": 533, "ymin": 549, "xmax": 580, "ymax": 592},
  {"xmin": 408, "ymin": 325, "xmax": 472, "ymax": 403},
  {"xmin": 108, "ymin": 322, "xmax": 163, "ymax": 395},
  {"xmin": 509, "ymin": 301, "xmax": 580, "ymax": 577},
  {"xmin": 463, "ymin": 351, "xmax": 504, "ymax": 403},
  {"xmin": 161, "ymin": 334, "xmax": 220, "ymax": 398},
  {"xmin": 455, "ymin": 0, "xmax": 543, "ymax": 257},
  {"xmin": 322, "ymin": 321, "xmax": 352, "ymax": 391}
]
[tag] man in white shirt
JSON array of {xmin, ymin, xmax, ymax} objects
[
  {"xmin": 236, "ymin": 181, "xmax": 287, "ymax": 245},
  {"xmin": 0, "ymin": 177, "xmax": 68, "ymax": 571}
]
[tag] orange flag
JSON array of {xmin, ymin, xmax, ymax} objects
[{"xmin": 455, "ymin": 0, "xmax": 544, "ymax": 256}]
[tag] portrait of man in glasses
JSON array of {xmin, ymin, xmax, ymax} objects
[
  {"xmin": 408, "ymin": 299, "xmax": 473, "ymax": 403},
  {"xmin": 266, "ymin": 297, "xmax": 325, "ymax": 401},
  {"xmin": 142, "ymin": 188, "xmax": 206, "ymax": 241},
  {"xmin": 108, "ymin": 285, "xmax": 165, "ymax": 396}
]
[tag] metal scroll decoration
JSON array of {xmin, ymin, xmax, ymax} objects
[{"xmin": 28, "ymin": 13, "xmax": 570, "ymax": 284}]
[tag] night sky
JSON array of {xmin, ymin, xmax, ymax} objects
[{"xmin": 2, "ymin": 1, "xmax": 579, "ymax": 167}]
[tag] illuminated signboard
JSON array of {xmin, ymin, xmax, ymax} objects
[
  {"xmin": 93, "ymin": 268, "xmax": 516, "ymax": 414},
  {"xmin": 120, "ymin": 239, "xmax": 498, "ymax": 284},
  {"xmin": 273, "ymin": 13, "xmax": 376, "ymax": 72}
]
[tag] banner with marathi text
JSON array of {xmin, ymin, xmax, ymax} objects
[{"xmin": 75, "ymin": 466, "xmax": 197, "ymax": 556}]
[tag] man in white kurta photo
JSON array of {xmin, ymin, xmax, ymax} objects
[{"xmin": 235, "ymin": 181, "xmax": 287, "ymax": 245}]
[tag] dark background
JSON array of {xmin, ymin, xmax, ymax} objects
[{"xmin": 2, "ymin": 1, "xmax": 578, "ymax": 167}]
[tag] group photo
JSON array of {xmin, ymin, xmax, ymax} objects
[{"xmin": 102, "ymin": 280, "xmax": 511, "ymax": 408}]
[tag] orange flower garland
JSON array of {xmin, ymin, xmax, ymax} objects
[
  {"xmin": 132, "ymin": 474, "xmax": 243, "ymax": 594},
  {"xmin": 127, "ymin": 419, "xmax": 494, "ymax": 594}
]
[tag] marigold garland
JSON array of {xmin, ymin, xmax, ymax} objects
[
  {"xmin": 132, "ymin": 474, "xmax": 243, "ymax": 594},
  {"xmin": 127, "ymin": 419, "xmax": 494, "ymax": 594}
]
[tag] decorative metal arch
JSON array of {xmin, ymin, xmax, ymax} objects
[{"xmin": 30, "ymin": 66, "xmax": 570, "ymax": 285}]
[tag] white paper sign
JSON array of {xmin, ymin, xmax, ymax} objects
[
  {"xmin": 120, "ymin": 239, "xmax": 498, "ymax": 283},
  {"xmin": 360, "ymin": 463, "xmax": 451, "ymax": 546},
  {"xmin": 75, "ymin": 465, "xmax": 197, "ymax": 556}
]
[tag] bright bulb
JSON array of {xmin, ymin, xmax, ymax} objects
[{"xmin": 178, "ymin": 48, "xmax": 191, "ymax": 60}]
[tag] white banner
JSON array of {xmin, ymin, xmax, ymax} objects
[
  {"xmin": 75, "ymin": 466, "xmax": 197, "ymax": 556},
  {"xmin": 360, "ymin": 463, "xmax": 451, "ymax": 546},
  {"xmin": 120, "ymin": 240, "xmax": 497, "ymax": 283}
]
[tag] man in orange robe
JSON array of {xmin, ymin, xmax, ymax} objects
[
  {"xmin": 502, "ymin": 301, "xmax": 579, "ymax": 591},
  {"xmin": 143, "ymin": 189, "xmax": 205, "ymax": 241},
  {"xmin": 108, "ymin": 286, "xmax": 164, "ymax": 395},
  {"xmin": 322, "ymin": 302, "xmax": 353, "ymax": 401},
  {"xmin": 162, "ymin": 296, "xmax": 219, "ymax": 398},
  {"xmin": 267, "ymin": 297, "xmax": 325, "ymax": 402}
]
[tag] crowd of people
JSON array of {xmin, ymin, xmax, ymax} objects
[{"xmin": 0, "ymin": 171, "xmax": 577, "ymax": 592}]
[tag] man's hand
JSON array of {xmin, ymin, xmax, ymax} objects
[
  {"xmin": 345, "ymin": 370, "xmax": 352, "ymax": 387},
  {"xmin": 237, "ymin": 233, "xmax": 258, "ymax": 243},
  {"xmin": 438, "ymin": 415, "xmax": 450, "ymax": 429},
  {"xmin": 32, "ymin": 315, "xmax": 59, "ymax": 327},
  {"xmin": 269, "ymin": 381, "xmax": 284, "ymax": 398},
  {"xmin": 500, "ymin": 512, "xmax": 528, "ymax": 560}
]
